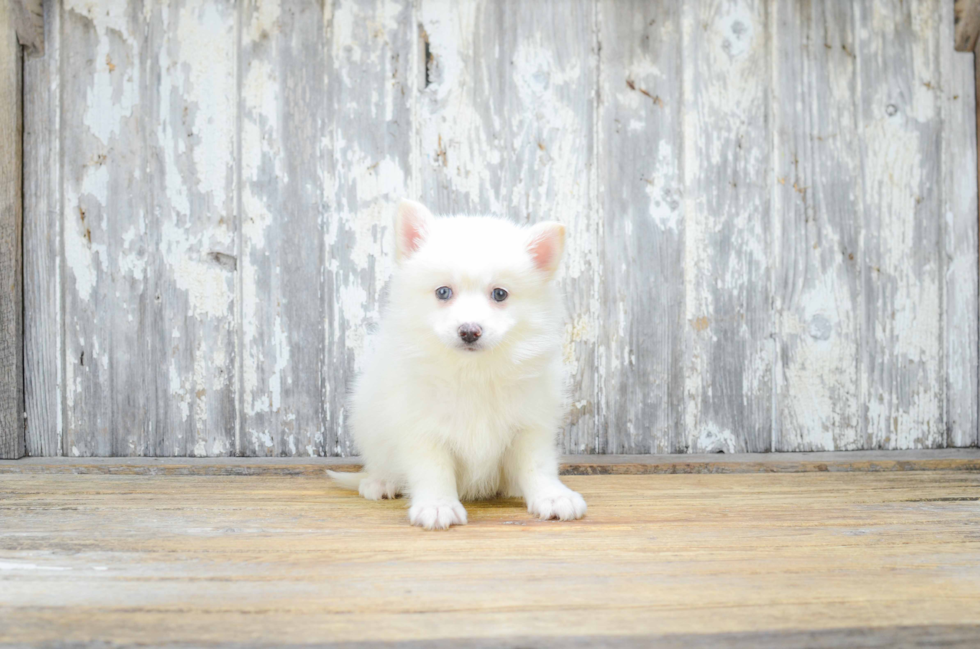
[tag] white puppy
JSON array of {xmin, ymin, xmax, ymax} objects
[{"xmin": 328, "ymin": 199, "xmax": 586, "ymax": 530}]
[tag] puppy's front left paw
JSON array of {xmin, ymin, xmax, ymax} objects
[
  {"xmin": 528, "ymin": 486, "xmax": 587, "ymax": 521},
  {"xmin": 409, "ymin": 498, "xmax": 468, "ymax": 530}
]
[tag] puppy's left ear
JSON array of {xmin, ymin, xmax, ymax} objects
[
  {"xmin": 526, "ymin": 221, "xmax": 566, "ymax": 279},
  {"xmin": 394, "ymin": 199, "xmax": 434, "ymax": 262}
]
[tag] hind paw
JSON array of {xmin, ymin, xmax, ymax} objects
[
  {"xmin": 359, "ymin": 477, "xmax": 399, "ymax": 500},
  {"xmin": 408, "ymin": 498, "xmax": 467, "ymax": 530}
]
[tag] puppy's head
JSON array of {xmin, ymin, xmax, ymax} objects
[{"xmin": 390, "ymin": 199, "xmax": 565, "ymax": 355}]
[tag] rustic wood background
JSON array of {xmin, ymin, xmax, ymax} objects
[{"xmin": 20, "ymin": 0, "xmax": 980, "ymax": 457}]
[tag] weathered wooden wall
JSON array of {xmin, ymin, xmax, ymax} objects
[{"xmin": 21, "ymin": 0, "xmax": 980, "ymax": 456}]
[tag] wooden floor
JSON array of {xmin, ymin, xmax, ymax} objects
[{"xmin": 1, "ymin": 463, "xmax": 979, "ymax": 647}]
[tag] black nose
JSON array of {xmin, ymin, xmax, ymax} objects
[{"xmin": 458, "ymin": 323, "xmax": 482, "ymax": 344}]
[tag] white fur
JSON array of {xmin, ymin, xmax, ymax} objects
[{"xmin": 327, "ymin": 199, "xmax": 586, "ymax": 530}]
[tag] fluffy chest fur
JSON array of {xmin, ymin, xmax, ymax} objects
[{"xmin": 354, "ymin": 341, "xmax": 563, "ymax": 499}]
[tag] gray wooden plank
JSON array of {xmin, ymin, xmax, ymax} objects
[
  {"xmin": 855, "ymin": 0, "xmax": 945, "ymax": 449},
  {"xmin": 61, "ymin": 0, "xmax": 237, "ymax": 456},
  {"xmin": 418, "ymin": 0, "xmax": 598, "ymax": 453},
  {"xmin": 142, "ymin": 0, "xmax": 238, "ymax": 457},
  {"xmin": 680, "ymin": 0, "xmax": 772, "ymax": 453},
  {"xmin": 943, "ymin": 0, "xmax": 980, "ymax": 448},
  {"xmin": 24, "ymin": 0, "xmax": 62, "ymax": 456},
  {"xmin": 596, "ymin": 0, "xmax": 684, "ymax": 453},
  {"xmin": 771, "ymin": 1, "xmax": 862, "ymax": 451},
  {"xmin": 324, "ymin": 0, "xmax": 418, "ymax": 456},
  {"xmin": 238, "ymin": 0, "xmax": 330, "ymax": 457},
  {"xmin": 239, "ymin": 0, "xmax": 417, "ymax": 456},
  {"xmin": 3, "ymin": 448, "xmax": 980, "ymax": 475},
  {"xmin": 0, "ymin": 0, "xmax": 25, "ymax": 460},
  {"xmin": 60, "ymin": 0, "xmax": 143, "ymax": 456}
]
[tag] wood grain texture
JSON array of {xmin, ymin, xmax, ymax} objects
[
  {"xmin": 322, "ymin": 0, "xmax": 417, "ymax": 456},
  {"xmin": 59, "ymin": 0, "xmax": 238, "ymax": 457},
  {"xmin": 943, "ymin": 1, "xmax": 980, "ymax": 448},
  {"xmin": 418, "ymin": 0, "xmax": 598, "ymax": 452},
  {"xmin": 0, "ymin": 471, "xmax": 978, "ymax": 646},
  {"xmin": 3, "ymin": 449, "xmax": 980, "ymax": 475},
  {"xmin": 23, "ymin": 0, "xmax": 61, "ymax": 456},
  {"xmin": 596, "ymin": 0, "xmax": 684, "ymax": 454},
  {"xmin": 771, "ymin": 1, "xmax": 861, "ymax": 451},
  {"xmin": 0, "ymin": 0, "xmax": 25, "ymax": 460},
  {"xmin": 18, "ymin": 0, "xmax": 980, "ymax": 456},
  {"xmin": 238, "ymin": 0, "xmax": 329, "ymax": 457},
  {"xmin": 60, "ymin": 0, "xmax": 137, "ymax": 456},
  {"xmin": 239, "ymin": 0, "xmax": 416, "ymax": 458},
  {"xmin": 856, "ymin": 0, "xmax": 945, "ymax": 449},
  {"xmin": 681, "ymin": 0, "xmax": 772, "ymax": 453},
  {"xmin": 147, "ymin": 0, "xmax": 238, "ymax": 457},
  {"xmin": 955, "ymin": 0, "xmax": 980, "ymax": 52}
]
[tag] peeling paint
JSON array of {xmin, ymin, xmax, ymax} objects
[{"xmin": 34, "ymin": 0, "xmax": 976, "ymax": 458}]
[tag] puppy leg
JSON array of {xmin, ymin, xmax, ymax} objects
[
  {"xmin": 358, "ymin": 477, "xmax": 400, "ymax": 500},
  {"xmin": 503, "ymin": 429, "xmax": 586, "ymax": 521},
  {"xmin": 405, "ymin": 444, "xmax": 467, "ymax": 530}
]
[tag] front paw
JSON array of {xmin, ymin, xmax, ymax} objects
[
  {"xmin": 528, "ymin": 485, "xmax": 587, "ymax": 521},
  {"xmin": 408, "ymin": 498, "xmax": 468, "ymax": 530}
]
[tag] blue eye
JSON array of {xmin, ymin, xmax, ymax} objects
[
  {"xmin": 435, "ymin": 286, "xmax": 453, "ymax": 300},
  {"xmin": 492, "ymin": 288, "xmax": 508, "ymax": 302}
]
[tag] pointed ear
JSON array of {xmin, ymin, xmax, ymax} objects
[
  {"xmin": 526, "ymin": 221, "xmax": 565, "ymax": 278},
  {"xmin": 394, "ymin": 199, "xmax": 434, "ymax": 262}
]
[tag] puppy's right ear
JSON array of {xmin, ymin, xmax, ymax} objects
[{"xmin": 394, "ymin": 199, "xmax": 434, "ymax": 262}]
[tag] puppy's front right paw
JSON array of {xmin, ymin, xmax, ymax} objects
[
  {"xmin": 409, "ymin": 498, "xmax": 467, "ymax": 530},
  {"xmin": 528, "ymin": 485, "xmax": 587, "ymax": 521}
]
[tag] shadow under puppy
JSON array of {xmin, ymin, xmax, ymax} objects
[{"xmin": 328, "ymin": 199, "xmax": 586, "ymax": 530}]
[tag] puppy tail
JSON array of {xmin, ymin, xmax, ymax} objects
[{"xmin": 325, "ymin": 469, "xmax": 368, "ymax": 491}]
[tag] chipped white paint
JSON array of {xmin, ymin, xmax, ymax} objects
[
  {"xmin": 21, "ymin": 0, "xmax": 980, "ymax": 456},
  {"xmin": 771, "ymin": 0, "xmax": 863, "ymax": 451},
  {"xmin": 681, "ymin": 0, "xmax": 773, "ymax": 453}
]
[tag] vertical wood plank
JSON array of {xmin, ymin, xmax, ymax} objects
[
  {"xmin": 61, "ymin": 0, "xmax": 140, "ymax": 456},
  {"xmin": 239, "ymin": 0, "xmax": 327, "ymax": 457},
  {"xmin": 855, "ymin": 0, "xmax": 945, "ymax": 449},
  {"xmin": 62, "ymin": 0, "xmax": 237, "ymax": 456},
  {"xmin": 771, "ymin": 1, "xmax": 862, "ymax": 451},
  {"xmin": 24, "ymin": 0, "xmax": 61, "ymax": 456},
  {"xmin": 418, "ymin": 0, "xmax": 598, "ymax": 453},
  {"xmin": 145, "ymin": 0, "xmax": 238, "ymax": 457},
  {"xmin": 0, "ymin": 0, "xmax": 25, "ymax": 459},
  {"xmin": 681, "ymin": 0, "xmax": 772, "ymax": 453},
  {"xmin": 325, "ymin": 0, "xmax": 417, "ymax": 455},
  {"xmin": 596, "ymin": 0, "xmax": 684, "ymax": 453},
  {"xmin": 239, "ymin": 0, "xmax": 416, "ymax": 456},
  {"xmin": 944, "ymin": 0, "xmax": 979, "ymax": 448}
]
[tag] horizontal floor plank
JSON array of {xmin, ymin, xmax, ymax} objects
[{"xmin": 1, "ymin": 449, "xmax": 979, "ymax": 475}]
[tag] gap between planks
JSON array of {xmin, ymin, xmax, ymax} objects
[{"xmin": 0, "ymin": 449, "xmax": 978, "ymax": 475}]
